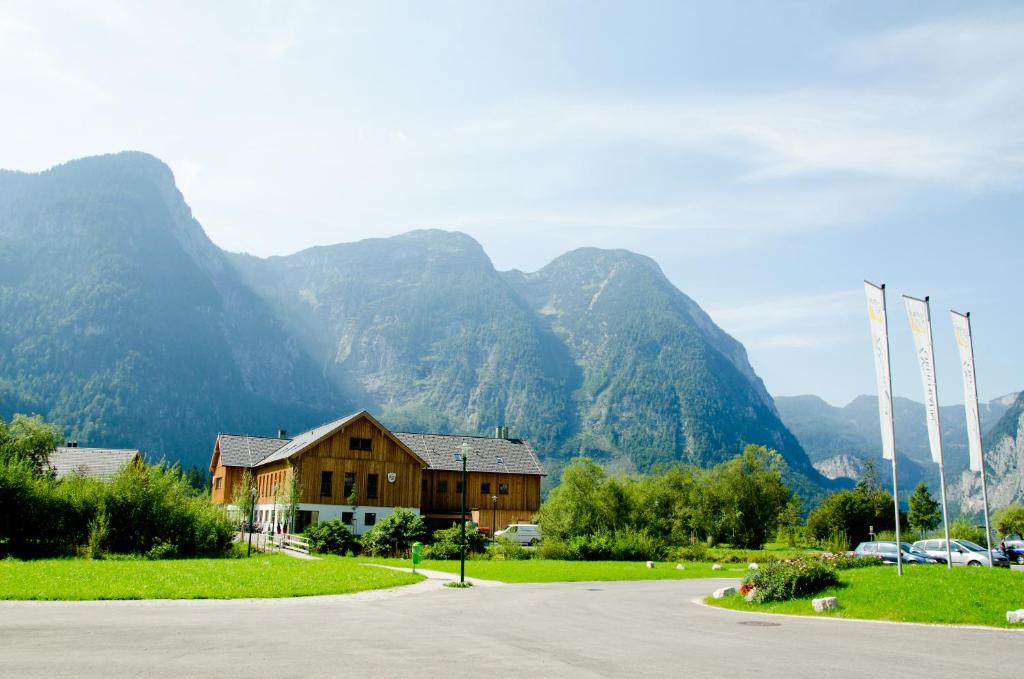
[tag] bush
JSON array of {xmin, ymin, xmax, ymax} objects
[
  {"xmin": 492, "ymin": 537, "xmax": 531, "ymax": 560},
  {"xmin": 534, "ymin": 529, "xmax": 665, "ymax": 561},
  {"xmin": 824, "ymin": 553, "xmax": 883, "ymax": 570},
  {"xmin": 360, "ymin": 509, "xmax": 427, "ymax": 557},
  {"xmin": 305, "ymin": 520, "xmax": 359, "ymax": 556},
  {"xmin": 743, "ymin": 559, "xmax": 840, "ymax": 603},
  {"xmin": 0, "ymin": 459, "xmax": 233, "ymax": 559},
  {"xmin": 103, "ymin": 463, "xmax": 234, "ymax": 557},
  {"xmin": 428, "ymin": 524, "xmax": 487, "ymax": 560},
  {"xmin": 676, "ymin": 542, "xmax": 709, "ymax": 562}
]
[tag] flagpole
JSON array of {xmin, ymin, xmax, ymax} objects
[
  {"xmin": 926, "ymin": 297, "xmax": 954, "ymax": 569},
  {"xmin": 865, "ymin": 281, "xmax": 901, "ymax": 576},
  {"xmin": 957, "ymin": 311, "xmax": 994, "ymax": 567},
  {"xmin": 904, "ymin": 294, "xmax": 953, "ymax": 569},
  {"xmin": 880, "ymin": 284, "xmax": 902, "ymax": 576}
]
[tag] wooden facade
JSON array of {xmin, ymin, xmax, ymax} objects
[
  {"xmin": 420, "ymin": 469, "xmax": 540, "ymax": 517},
  {"xmin": 209, "ymin": 444, "xmax": 241, "ymax": 505},
  {"xmin": 287, "ymin": 416, "xmax": 423, "ymax": 509},
  {"xmin": 210, "ymin": 411, "xmax": 543, "ymax": 533}
]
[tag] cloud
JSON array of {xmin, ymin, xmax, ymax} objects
[{"xmin": 709, "ymin": 291, "xmax": 863, "ymax": 351}]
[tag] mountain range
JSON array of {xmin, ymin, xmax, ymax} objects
[
  {"xmin": 0, "ymin": 152, "xmax": 825, "ymax": 497},
  {"xmin": 777, "ymin": 392, "xmax": 1023, "ymax": 513}
]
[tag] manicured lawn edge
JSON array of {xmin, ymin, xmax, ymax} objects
[
  {"xmin": 0, "ymin": 554, "xmax": 423, "ymax": 601},
  {"xmin": 702, "ymin": 566, "xmax": 1024, "ymax": 629},
  {"xmin": 357, "ymin": 557, "xmax": 748, "ymax": 582}
]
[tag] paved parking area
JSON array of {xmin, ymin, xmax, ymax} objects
[{"xmin": 0, "ymin": 577, "xmax": 1017, "ymax": 678}]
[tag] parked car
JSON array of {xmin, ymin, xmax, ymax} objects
[
  {"xmin": 912, "ymin": 539, "xmax": 1009, "ymax": 567},
  {"xmin": 495, "ymin": 523, "xmax": 542, "ymax": 546},
  {"xmin": 1000, "ymin": 535, "xmax": 1024, "ymax": 565},
  {"xmin": 853, "ymin": 541, "xmax": 934, "ymax": 564},
  {"xmin": 902, "ymin": 542, "xmax": 945, "ymax": 564}
]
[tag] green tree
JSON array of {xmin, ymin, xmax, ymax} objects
[
  {"xmin": 535, "ymin": 457, "xmax": 607, "ymax": 541},
  {"xmin": 778, "ymin": 494, "xmax": 803, "ymax": 547},
  {"xmin": 0, "ymin": 414, "xmax": 63, "ymax": 473},
  {"xmin": 696, "ymin": 445, "xmax": 791, "ymax": 549},
  {"xmin": 360, "ymin": 508, "xmax": 427, "ymax": 557},
  {"xmin": 993, "ymin": 505, "xmax": 1024, "ymax": 537},
  {"xmin": 854, "ymin": 458, "xmax": 880, "ymax": 494},
  {"xmin": 907, "ymin": 482, "xmax": 941, "ymax": 535},
  {"xmin": 806, "ymin": 485, "xmax": 895, "ymax": 547},
  {"xmin": 230, "ymin": 468, "xmax": 256, "ymax": 528}
]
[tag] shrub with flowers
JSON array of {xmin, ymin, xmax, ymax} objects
[{"xmin": 742, "ymin": 559, "xmax": 839, "ymax": 603}]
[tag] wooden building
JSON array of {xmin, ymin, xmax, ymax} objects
[{"xmin": 210, "ymin": 410, "xmax": 544, "ymax": 535}]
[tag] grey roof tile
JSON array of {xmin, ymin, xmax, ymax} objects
[
  {"xmin": 393, "ymin": 433, "xmax": 545, "ymax": 475},
  {"xmin": 257, "ymin": 412, "xmax": 362, "ymax": 465},
  {"xmin": 216, "ymin": 434, "xmax": 290, "ymax": 468},
  {"xmin": 48, "ymin": 447, "xmax": 140, "ymax": 480}
]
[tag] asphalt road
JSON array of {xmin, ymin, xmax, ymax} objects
[{"xmin": 0, "ymin": 574, "xmax": 1018, "ymax": 678}]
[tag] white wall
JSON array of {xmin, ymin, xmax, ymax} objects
[{"xmin": 252, "ymin": 503, "xmax": 419, "ymax": 535}]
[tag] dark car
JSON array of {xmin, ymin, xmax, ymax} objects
[{"xmin": 902, "ymin": 542, "xmax": 946, "ymax": 564}]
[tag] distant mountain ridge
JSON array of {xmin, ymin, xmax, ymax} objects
[
  {"xmin": 777, "ymin": 392, "xmax": 1020, "ymax": 510},
  {"xmin": 0, "ymin": 152, "xmax": 826, "ymax": 496}
]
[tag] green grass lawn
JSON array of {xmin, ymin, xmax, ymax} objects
[
  {"xmin": 359, "ymin": 557, "xmax": 746, "ymax": 582},
  {"xmin": 707, "ymin": 565, "xmax": 1024, "ymax": 628},
  {"xmin": 0, "ymin": 554, "xmax": 422, "ymax": 600}
]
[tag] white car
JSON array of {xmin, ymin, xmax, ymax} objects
[
  {"xmin": 912, "ymin": 538, "xmax": 1008, "ymax": 567},
  {"xmin": 495, "ymin": 523, "xmax": 542, "ymax": 546}
]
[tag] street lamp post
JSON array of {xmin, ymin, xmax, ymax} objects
[
  {"xmin": 491, "ymin": 495, "xmax": 498, "ymax": 545},
  {"xmin": 457, "ymin": 442, "xmax": 472, "ymax": 584},
  {"xmin": 247, "ymin": 485, "xmax": 257, "ymax": 557}
]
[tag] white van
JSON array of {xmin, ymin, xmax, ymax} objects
[{"xmin": 495, "ymin": 523, "xmax": 542, "ymax": 546}]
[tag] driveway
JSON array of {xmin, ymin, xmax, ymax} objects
[{"xmin": 0, "ymin": 577, "xmax": 1016, "ymax": 678}]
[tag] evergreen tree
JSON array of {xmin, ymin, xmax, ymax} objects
[
  {"xmin": 907, "ymin": 482, "xmax": 941, "ymax": 535},
  {"xmin": 854, "ymin": 458, "xmax": 880, "ymax": 494}
]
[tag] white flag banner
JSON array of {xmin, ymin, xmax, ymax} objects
[
  {"xmin": 864, "ymin": 282, "xmax": 895, "ymax": 460},
  {"xmin": 904, "ymin": 295, "xmax": 944, "ymax": 465},
  {"xmin": 951, "ymin": 311, "xmax": 984, "ymax": 472}
]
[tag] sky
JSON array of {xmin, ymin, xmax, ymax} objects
[{"xmin": 2, "ymin": 1, "xmax": 1022, "ymax": 407}]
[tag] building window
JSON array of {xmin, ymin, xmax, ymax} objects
[
  {"xmin": 343, "ymin": 472, "xmax": 356, "ymax": 499},
  {"xmin": 499, "ymin": 483, "xmax": 509, "ymax": 495},
  {"xmin": 350, "ymin": 437, "xmax": 372, "ymax": 452},
  {"xmin": 367, "ymin": 473, "xmax": 379, "ymax": 499},
  {"xmin": 456, "ymin": 481, "xmax": 464, "ymax": 494},
  {"xmin": 342, "ymin": 511, "xmax": 354, "ymax": 525},
  {"xmin": 437, "ymin": 480, "xmax": 448, "ymax": 493},
  {"xmin": 320, "ymin": 471, "xmax": 333, "ymax": 497},
  {"xmin": 480, "ymin": 482, "xmax": 490, "ymax": 494},
  {"xmin": 214, "ymin": 477, "xmax": 222, "ymax": 490},
  {"xmin": 364, "ymin": 512, "xmax": 377, "ymax": 527}
]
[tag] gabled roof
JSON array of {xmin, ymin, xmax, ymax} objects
[
  {"xmin": 393, "ymin": 433, "xmax": 545, "ymax": 476},
  {"xmin": 255, "ymin": 411, "xmax": 428, "ymax": 468},
  {"xmin": 215, "ymin": 434, "xmax": 290, "ymax": 468},
  {"xmin": 48, "ymin": 447, "xmax": 141, "ymax": 480},
  {"xmin": 257, "ymin": 412, "xmax": 362, "ymax": 466}
]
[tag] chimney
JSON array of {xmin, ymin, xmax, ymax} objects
[
  {"xmin": 502, "ymin": 426, "xmax": 510, "ymax": 439},
  {"xmin": 68, "ymin": 440, "xmax": 78, "ymax": 448},
  {"xmin": 277, "ymin": 429, "xmax": 287, "ymax": 440},
  {"xmin": 495, "ymin": 426, "xmax": 502, "ymax": 439}
]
